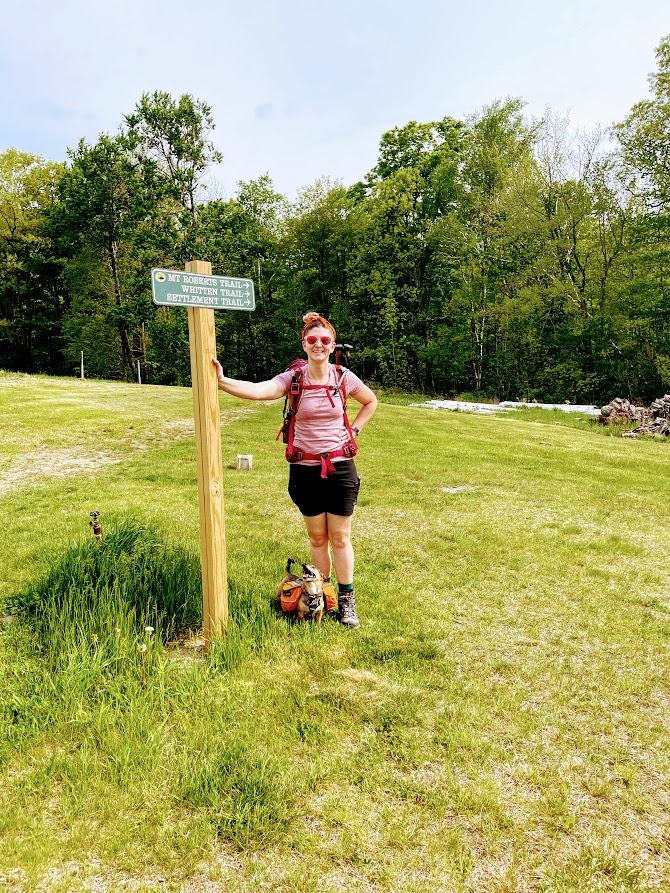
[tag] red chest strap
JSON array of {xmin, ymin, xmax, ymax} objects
[{"xmin": 299, "ymin": 382, "xmax": 337, "ymax": 407}]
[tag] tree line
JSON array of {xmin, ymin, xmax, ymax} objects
[{"xmin": 1, "ymin": 36, "xmax": 669, "ymax": 404}]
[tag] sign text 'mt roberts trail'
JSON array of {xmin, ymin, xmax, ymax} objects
[{"xmin": 151, "ymin": 268, "xmax": 255, "ymax": 310}]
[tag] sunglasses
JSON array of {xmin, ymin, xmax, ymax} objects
[{"xmin": 305, "ymin": 335, "xmax": 333, "ymax": 346}]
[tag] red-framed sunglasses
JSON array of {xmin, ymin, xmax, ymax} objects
[{"xmin": 304, "ymin": 335, "xmax": 333, "ymax": 346}]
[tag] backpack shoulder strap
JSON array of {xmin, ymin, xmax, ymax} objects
[
  {"xmin": 279, "ymin": 363, "xmax": 305, "ymax": 450},
  {"xmin": 275, "ymin": 360, "xmax": 307, "ymax": 443},
  {"xmin": 334, "ymin": 364, "xmax": 348, "ymax": 408},
  {"xmin": 288, "ymin": 362, "xmax": 306, "ymax": 413},
  {"xmin": 333, "ymin": 365, "xmax": 356, "ymax": 441}
]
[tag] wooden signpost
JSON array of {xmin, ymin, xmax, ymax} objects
[{"xmin": 151, "ymin": 261, "xmax": 255, "ymax": 650}]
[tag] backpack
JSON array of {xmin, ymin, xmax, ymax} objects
[
  {"xmin": 275, "ymin": 360, "xmax": 358, "ymax": 477},
  {"xmin": 279, "ymin": 558, "xmax": 338, "ymax": 613}
]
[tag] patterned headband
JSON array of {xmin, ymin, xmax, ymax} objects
[{"xmin": 301, "ymin": 313, "xmax": 336, "ymax": 342}]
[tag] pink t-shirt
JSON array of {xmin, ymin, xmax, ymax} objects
[{"xmin": 272, "ymin": 365, "xmax": 363, "ymax": 465}]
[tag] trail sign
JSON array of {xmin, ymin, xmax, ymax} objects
[{"xmin": 151, "ymin": 267, "xmax": 255, "ymax": 310}]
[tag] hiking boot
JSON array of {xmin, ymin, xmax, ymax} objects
[{"xmin": 338, "ymin": 591, "xmax": 360, "ymax": 629}]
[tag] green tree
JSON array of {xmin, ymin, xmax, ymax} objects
[
  {"xmin": 0, "ymin": 149, "xmax": 64, "ymax": 372},
  {"xmin": 433, "ymin": 100, "xmax": 539, "ymax": 395},
  {"xmin": 612, "ymin": 34, "xmax": 670, "ymax": 400},
  {"xmin": 615, "ymin": 35, "xmax": 670, "ymax": 210},
  {"xmin": 55, "ymin": 134, "xmax": 155, "ymax": 379},
  {"xmin": 52, "ymin": 93, "xmax": 222, "ymax": 383},
  {"xmin": 348, "ymin": 118, "xmax": 463, "ymax": 389},
  {"xmin": 124, "ymin": 91, "xmax": 222, "ymax": 261},
  {"xmin": 194, "ymin": 176, "xmax": 287, "ymax": 380},
  {"xmin": 282, "ymin": 178, "xmax": 357, "ymax": 332}
]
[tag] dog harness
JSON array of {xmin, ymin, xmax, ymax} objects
[
  {"xmin": 276, "ymin": 361, "xmax": 358, "ymax": 478},
  {"xmin": 280, "ymin": 579, "xmax": 337, "ymax": 613}
]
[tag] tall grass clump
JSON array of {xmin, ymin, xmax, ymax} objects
[{"xmin": 12, "ymin": 520, "xmax": 202, "ymax": 669}]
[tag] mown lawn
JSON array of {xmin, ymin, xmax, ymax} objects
[{"xmin": 1, "ymin": 371, "xmax": 669, "ymax": 893}]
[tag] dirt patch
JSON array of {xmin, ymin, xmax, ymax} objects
[
  {"xmin": 159, "ymin": 418, "xmax": 195, "ymax": 436},
  {"xmin": 32, "ymin": 861, "xmax": 231, "ymax": 893},
  {"xmin": 166, "ymin": 631, "xmax": 207, "ymax": 667},
  {"xmin": 129, "ymin": 409, "xmax": 256, "ymax": 449},
  {"xmin": 0, "ymin": 448, "xmax": 122, "ymax": 495},
  {"xmin": 0, "ymin": 401, "xmax": 260, "ymax": 494}
]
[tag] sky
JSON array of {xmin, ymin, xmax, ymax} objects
[{"xmin": 0, "ymin": 0, "xmax": 667, "ymax": 201}]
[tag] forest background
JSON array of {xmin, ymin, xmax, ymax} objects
[{"xmin": 1, "ymin": 35, "xmax": 669, "ymax": 405}]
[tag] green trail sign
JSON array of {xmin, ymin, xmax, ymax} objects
[{"xmin": 151, "ymin": 268, "xmax": 255, "ymax": 310}]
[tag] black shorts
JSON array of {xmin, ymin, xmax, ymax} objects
[{"xmin": 288, "ymin": 460, "xmax": 361, "ymax": 517}]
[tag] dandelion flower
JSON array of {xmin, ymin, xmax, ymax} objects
[
  {"xmin": 145, "ymin": 626, "xmax": 154, "ymax": 634},
  {"xmin": 138, "ymin": 643, "xmax": 148, "ymax": 653},
  {"xmin": 115, "ymin": 628, "xmax": 121, "ymax": 637}
]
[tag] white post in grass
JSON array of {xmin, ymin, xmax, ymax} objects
[
  {"xmin": 80, "ymin": 351, "xmax": 84, "ymax": 380},
  {"xmin": 137, "ymin": 359, "xmax": 141, "ymax": 384}
]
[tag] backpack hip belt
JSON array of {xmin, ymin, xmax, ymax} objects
[{"xmin": 286, "ymin": 441, "xmax": 358, "ymax": 478}]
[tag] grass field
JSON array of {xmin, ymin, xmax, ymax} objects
[{"xmin": 1, "ymin": 370, "xmax": 669, "ymax": 892}]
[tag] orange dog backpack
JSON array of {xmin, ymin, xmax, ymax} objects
[{"xmin": 280, "ymin": 579, "xmax": 337, "ymax": 613}]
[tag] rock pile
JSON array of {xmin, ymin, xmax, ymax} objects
[
  {"xmin": 621, "ymin": 394, "xmax": 670, "ymax": 438},
  {"xmin": 599, "ymin": 398, "xmax": 647, "ymax": 425}
]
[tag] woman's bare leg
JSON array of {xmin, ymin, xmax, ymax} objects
[
  {"xmin": 303, "ymin": 513, "xmax": 331, "ymax": 578},
  {"xmin": 326, "ymin": 513, "xmax": 354, "ymax": 584}
]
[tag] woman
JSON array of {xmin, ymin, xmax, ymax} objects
[{"xmin": 212, "ymin": 312, "xmax": 377, "ymax": 628}]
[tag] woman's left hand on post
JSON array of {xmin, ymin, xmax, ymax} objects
[{"xmin": 212, "ymin": 358, "xmax": 225, "ymax": 388}]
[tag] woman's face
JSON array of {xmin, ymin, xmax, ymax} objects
[{"xmin": 303, "ymin": 326, "xmax": 335, "ymax": 360}]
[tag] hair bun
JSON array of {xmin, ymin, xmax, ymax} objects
[{"xmin": 302, "ymin": 312, "xmax": 321, "ymax": 324}]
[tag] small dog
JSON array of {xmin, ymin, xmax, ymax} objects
[{"xmin": 277, "ymin": 558, "xmax": 325, "ymax": 623}]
